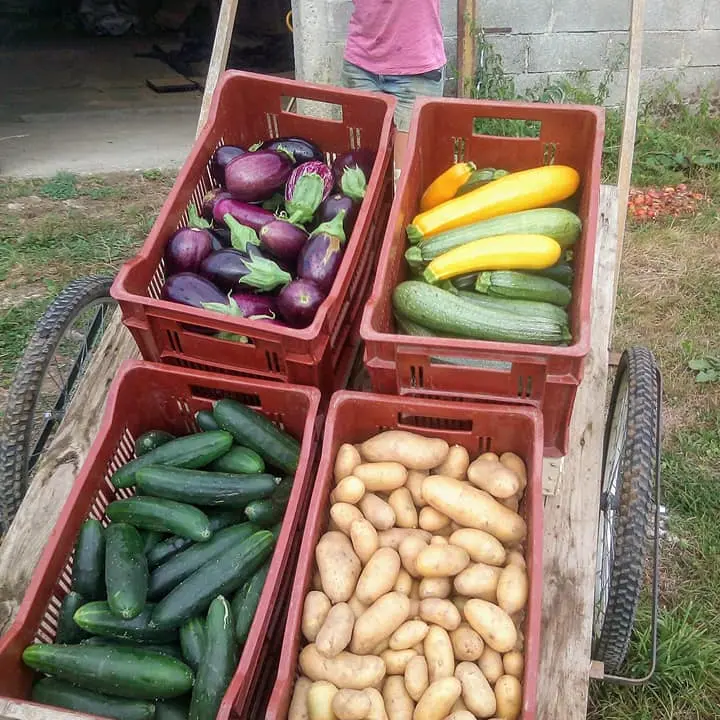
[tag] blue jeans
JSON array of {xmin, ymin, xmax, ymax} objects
[{"xmin": 341, "ymin": 60, "xmax": 445, "ymax": 132}]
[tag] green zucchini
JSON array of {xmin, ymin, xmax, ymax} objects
[
  {"xmin": 476, "ymin": 270, "xmax": 572, "ymax": 307},
  {"xmin": 455, "ymin": 167, "xmax": 509, "ymax": 196},
  {"xmin": 529, "ymin": 261, "xmax": 574, "ymax": 287},
  {"xmin": 55, "ymin": 591, "xmax": 89, "ymax": 644},
  {"xmin": 148, "ymin": 523, "xmax": 258, "ymax": 600},
  {"xmin": 31, "ymin": 678, "xmax": 155, "ymax": 720},
  {"xmin": 213, "ymin": 399, "xmax": 300, "ymax": 474},
  {"xmin": 112, "ymin": 431, "xmax": 233, "ymax": 489},
  {"xmin": 233, "ymin": 561, "xmax": 271, "ymax": 645},
  {"xmin": 147, "ymin": 511, "xmax": 242, "ymax": 568},
  {"xmin": 80, "ymin": 636, "xmax": 183, "ymax": 660},
  {"xmin": 155, "ymin": 699, "xmax": 191, "ymax": 720},
  {"xmin": 71, "ymin": 518, "xmax": 105, "ymax": 600},
  {"xmin": 404, "ymin": 208, "xmax": 582, "ymax": 270},
  {"xmin": 106, "ymin": 497, "xmax": 211, "ymax": 542},
  {"xmin": 141, "ymin": 530, "xmax": 164, "ymax": 555},
  {"xmin": 456, "ymin": 290, "xmax": 569, "ymax": 325},
  {"xmin": 105, "ymin": 523, "xmax": 148, "ymax": 619},
  {"xmin": 394, "ymin": 312, "xmax": 440, "ymax": 338},
  {"xmin": 136, "ymin": 466, "xmax": 280, "ymax": 508},
  {"xmin": 73, "ymin": 601, "xmax": 178, "ymax": 643},
  {"xmin": 195, "ymin": 409, "xmax": 220, "ymax": 432},
  {"xmin": 393, "ymin": 281, "xmax": 571, "ymax": 346},
  {"xmin": 152, "ymin": 530, "xmax": 275, "ymax": 629},
  {"xmin": 179, "ymin": 617, "xmax": 206, "ymax": 672},
  {"xmin": 22, "ymin": 644, "xmax": 194, "ymax": 700},
  {"xmin": 189, "ymin": 596, "xmax": 238, "ymax": 720},
  {"xmin": 207, "ymin": 445, "xmax": 265, "ymax": 474},
  {"xmin": 135, "ymin": 430, "xmax": 175, "ymax": 457}
]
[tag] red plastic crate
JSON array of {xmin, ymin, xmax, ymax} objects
[
  {"xmin": 111, "ymin": 70, "xmax": 395, "ymax": 395},
  {"xmin": 360, "ymin": 97, "xmax": 605, "ymax": 456},
  {"xmin": 265, "ymin": 391, "xmax": 544, "ymax": 720},
  {"xmin": 0, "ymin": 360, "xmax": 321, "ymax": 720}
]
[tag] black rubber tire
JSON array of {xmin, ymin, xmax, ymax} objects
[
  {"xmin": 0, "ymin": 275, "xmax": 117, "ymax": 535},
  {"xmin": 592, "ymin": 346, "xmax": 660, "ymax": 673}
]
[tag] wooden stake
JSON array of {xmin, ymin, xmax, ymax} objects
[{"xmin": 457, "ymin": 0, "xmax": 476, "ymax": 98}]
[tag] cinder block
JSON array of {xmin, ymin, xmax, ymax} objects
[
  {"xmin": 551, "ymin": 0, "xmax": 630, "ymax": 32},
  {"xmin": 686, "ymin": 30, "xmax": 720, "ymax": 65},
  {"xmin": 490, "ymin": 34, "xmax": 528, "ymax": 74},
  {"xmin": 472, "ymin": 0, "xmax": 553, "ymax": 34},
  {"xmin": 512, "ymin": 72, "xmax": 549, "ymax": 97},
  {"xmin": 705, "ymin": 0, "xmax": 720, "ymax": 29},
  {"xmin": 645, "ymin": 0, "xmax": 704, "ymax": 31},
  {"xmin": 527, "ymin": 32, "xmax": 609, "ymax": 73},
  {"xmin": 642, "ymin": 31, "xmax": 691, "ymax": 69},
  {"xmin": 640, "ymin": 66, "xmax": 720, "ymax": 97}
]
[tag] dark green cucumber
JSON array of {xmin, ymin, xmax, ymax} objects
[
  {"xmin": 456, "ymin": 290, "xmax": 569, "ymax": 325},
  {"xmin": 147, "ymin": 511, "xmax": 243, "ymax": 568},
  {"xmin": 189, "ymin": 596, "xmax": 238, "ymax": 720},
  {"xmin": 156, "ymin": 699, "xmax": 191, "ymax": 720},
  {"xmin": 529, "ymin": 261, "xmax": 574, "ymax": 287},
  {"xmin": 22, "ymin": 644, "xmax": 194, "ymax": 700},
  {"xmin": 195, "ymin": 410, "xmax": 220, "ymax": 432},
  {"xmin": 80, "ymin": 636, "xmax": 183, "ymax": 660},
  {"xmin": 55, "ymin": 591, "xmax": 89, "ymax": 644},
  {"xmin": 136, "ymin": 466, "xmax": 280, "ymax": 508},
  {"xmin": 393, "ymin": 281, "xmax": 571, "ymax": 346},
  {"xmin": 71, "ymin": 518, "xmax": 105, "ymax": 600},
  {"xmin": 244, "ymin": 497, "xmax": 288, "ymax": 527},
  {"xmin": 207, "ymin": 445, "xmax": 265, "ymax": 474},
  {"xmin": 179, "ymin": 617, "xmax": 207, "ymax": 672},
  {"xmin": 142, "ymin": 530, "xmax": 164, "ymax": 555},
  {"xmin": 135, "ymin": 430, "xmax": 175, "ymax": 457},
  {"xmin": 112, "ymin": 431, "xmax": 233, "ymax": 489},
  {"xmin": 106, "ymin": 497, "xmax": 211, "ymax": 542},
  {"xmin": 148, "ymin": 523, "xmax": 258, "ymax": 600},
  {"xmin": 476, "ymin": 270, "xmax": 572, "ymax": 307},
  {"xmin": 394, "ymin": 312, "xmax": 440, "ymax": 338},
  {"xmin": 106, "ymin": 523, "xmax": 148, "ymax": 619},
  {"xmin": 152, "ymin": 530, "xmax": 275, "ymax": 629},
  {"xmin": 233, "ymin": 561, "xmax": 271, "ymax": 645},
  {"xmin": 212, "ymin": 399, "xmax": 300, "ymax": 474},
  {"xmin": 73, "ymin": 601, "xmax": 178, "ymax": 643},
  {"xmin": 31, "ymin": 678, "xmax": 155, "ymax": 720}
]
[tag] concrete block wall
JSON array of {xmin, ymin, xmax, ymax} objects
[{"xmin": 291, "ymin": 0, "xmax": 720, "ymax": 104}]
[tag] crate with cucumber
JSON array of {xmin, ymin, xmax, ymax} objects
[
  {"xmin": 394, "ymin": 162, "xmax": 582, "ymax": 346},
  {"xmin": 19, "ymin": 396, "xmax": 303, "ymax": 720}
]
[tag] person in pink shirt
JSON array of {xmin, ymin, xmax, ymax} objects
[{"xmin": 342, "ymin": 0, "xmax": 446, "ymax": 164}]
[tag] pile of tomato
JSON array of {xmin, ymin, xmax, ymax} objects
[{"xmin": 628, "ymin": 184, "xmax": 705, "ymax": 219}]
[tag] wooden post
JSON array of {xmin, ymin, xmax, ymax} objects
[{"xmin": 457, "ymin": 0, "xmax": 476, "ymax": 97}]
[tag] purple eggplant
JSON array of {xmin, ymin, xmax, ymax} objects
[
  {"xmin": 208, "ymin": 227, "xmax": 232, "ymax": 250},
  {"xmin": 201, "ymin": 187, "xmax": 233, "ymax": 220},
  {"xmin": 229, "ymin": 291, "xmax": 278, "ymax": 318},
  {"xmin": 200, "ymin": 248, "xmax": 291, "ymax": 293},
  {"xmin": 164, "ymin": 205, "xmax": 213, "ymax": 276},
  {"xmin": 212, "ymin": 198, "xmax": 275, "ymax": 230},
  {"xmin": 259, "ymin": 219, "xmax": 308, "ymax": 263},
  {"xmin": 296, "ymin": 210, "xmax": 347, "ymax": 293},
  {"xmin": 161, "ymin": 272, "xmax": 227, "ymax": 308},
  {"xmin": 332, "ymin": 149, "xmax": 376, "ymax": 201},
  {"xmin": 277, "ymin": 279, "xmax": 326, "ymax": 328},
  {"xmin": 317, "ymin": 193, "xmax": 360, "ymax": 236},
  {"xmin": 211, "ymin": 145, "xmax": 247, "ymax": 185},
  {"xmin": 257, "ymin": 137, "xmax": 323, "ymax": 166},
  {"xmin": 224, "ymin": 149, "xmax": 293, "ymax": 202},
  {"xmin": 284, "ymin": 161, "xmax": 334, "ymax": 225}
]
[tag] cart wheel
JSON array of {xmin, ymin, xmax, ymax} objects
[
  {"xmin": 592, "ymin": 347, "xmax": 661, "ymax": 673},
  {"xmin": 0, "ymin": 275, "xmax": 117, "ymax": 534}
]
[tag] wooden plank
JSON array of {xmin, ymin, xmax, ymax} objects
[
  {"xmin": 536, "ymin": 184, "xmax": 619, "ymax": 719},
  {"xmin": 0, "ymin": 698, "xmax": 84, "ymax": 720},
  {"xmin": 457, "ymin": 0, "xmax": 476, "ymax": 98},
  {"xmin": 542, "ymin": 456, "xmax": 564, "ymax": 496}
]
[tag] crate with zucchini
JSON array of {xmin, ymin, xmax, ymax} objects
[
  {"xmin": 0, "ymin": 361, "xmax": 320, "ymax": 720},
  {"xmin": 396, "ymin": 162, "xmax": 582, "ymax": 346}
]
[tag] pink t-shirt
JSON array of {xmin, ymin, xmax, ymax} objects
[{"xmin": 344, "ymin": 0, "xmax": 446, "ymax": 76}]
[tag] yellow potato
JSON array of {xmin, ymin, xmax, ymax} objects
[
  {"xmin": 351, "ymin": 592, "xmax": 411, "ymax": 654},
  {"xmin": 406, "ymin": 470, "xmax": 428, "ymax": 507},
  {"xmin": 414, "ymin": 677, "xmax": 462, "ymax": 720},
  {"xmin": 335, "ymin": 444, "xmax": 361, "ymax": 483},
  {"xmin": 496, "ymin": 564, "xmax": 529, "ymax": 615},
  {"xmin": 334, "ymin": 475, "xmax": 366, "ymax": 504},
  {"xmin": 430, "ymin": 535, "xmax": 449, "ymax": 546},
  {"xmin": 399, "ymin": 535, "xmax": 429, "ymax": 578},
  {"xmin": 418, "ymin": 577, "xmax": 452, "ymax": 600},
  {"xmin": 356, "ymin": 547, "xmax": 402, "ymax": 605},
  {"xmin": 316, "ymin": 602, "xmax": 355, "ymax": 658},
  {"xmin": 500, "ymin": 495, "xmax": 520, "ymax": 512},
  {"xmin": 350, "ymin": 519, "xmax": 379, "ymax": 565},
  {"xmin": 450, "ymin": 623, "xmax": 485, "ymax": 662},
  {"xmin": 443, "ymin": 712, "xmax": 476, "ymax": 720},
  {"xmin": 455, "ymin": 662, "xmax": 496, "ymax": 718},
  {"xmin": 494, "ymin": 675, "xmax": 522, "ymax": 719},
  {"xmin": 381, "ymin": 648, "xmax": 418, "ymax": 675},
  {"xmin": 419, "ymin": 598, "xmax": 461, "ymax": 631},
  {"xmin": 359, "ymin": 493, "xmax": 396, "ymax": 531},
  {"xmin": 424, "ymin": 625, "xmax": 455, "ymax": 682},
  {"xmin": 394, "ymin": 568, "xmax": 414, "ymax": 595},
  {"xmin": 478, "ymin": 647, "xmax": 504, "ymax": 684},
  {"xmin": 365, "ymin": 687, "xmax": 390, "ymax": 720},
  {"xmin": 359, "ymin": 430, "xmax": 449, "ymax": 471},
  {"xmin": 499, "ymin": 452, "xmax": 527, "ymax": 492},
  {"xmin": 354, "ymin": 462, "xmax": 408, "ymax": 492},
  {"xmin": 299, "ymin": 644, "xmax": 386, "ymax": 690},
  {"xmin": 419, "ymin": 506, "xmax": 451, "ymax": 532},
  {"xmin": 404, "ymin": 655, "xmax": 429, "ymax": 702},
  {"xmin": 308, "ymin": 680, "xmax": 338, "ymax": 720},
  {"xmin": 289, "ymin": 676, "xmax": 312, "ymax": 720},
  {"xmin": 465, "ymin": 599, "xmax": 517, "ymax": 653},
  {"xmin": 383, "ymin": 676, "xmax": 415, "ymax": 720},
  {"xmin": 468, "ymin": 461, "xmax": 521, "ymax": 499},
  {"xmin": 332, "ymin": 688, "xmax": 371, "ymax": 720},
  {"xmin": 503, "ymin": 650, "xmax": 524, "ymax": 679},
  {"xmin": 451, "ymin": 696, "xmax": 468, "ymax": 713},
  {"xmin": 331, "ymin": 503, "xmax": 365, "ymax": 536},
  {"xmin": 390, "ymin": 620, "xmax": 429, "ymax": 650},
  {"xmin": 373, "ymin": 638, "xmax": 390, "ymax": 655},
  {"xmin": 477, "ymin": 452, "xmax": 499, "ymax": 462},
  {"xmin": 302, "ymin": 590, "xmax": 332, "ymax": 643},
  {"xmin": 388, "ymin": 488, "xmax": 418, "ymax": 529},
  {"xmin": 316, "ymin": 531, "xmax": 362, "ymax": 603},
  {"xmin": 415, "ymin": 544, "xmax": 470, "ymax": 578},
  {"xmin": 379, "ymin": 528, "xmax": 432, "ymax": 550},
  {"xmin": 347, "ymin": 594, "xmax": 367, "ymax": 619},
  {"xmin": 422, "ymin": 476, "xmax": 527, "ymax": 545},
  {"xmin": 433, "ymin": 444, "xmax": 470, "ymax": 480},
  {"xmin": 505, "ymin": 550, "xmax": 526, "ymax": 569},
  {"xmin": 453, "ymin": 563, "xmax": 502, "ymax": 602}
]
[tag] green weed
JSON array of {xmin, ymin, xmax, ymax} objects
[{"xmin": 39, "ymin": 171, "xmax": 78, "ymax": 200}]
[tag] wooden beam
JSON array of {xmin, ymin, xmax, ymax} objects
[{"xmin": 457, "ymin": 0, "xmax": 476, "ymax": 97}]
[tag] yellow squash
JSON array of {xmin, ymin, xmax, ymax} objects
[
  {"xmin": 422, "ymin": 233, "xmax": 562, "ymax": 284},
  {"xmin": 408, "ymin": 164, "xmax": 581, "ymax": 243},
  {"xmin": 420, "ymin": 162, "xmax": 476, "ymax": 212}
]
